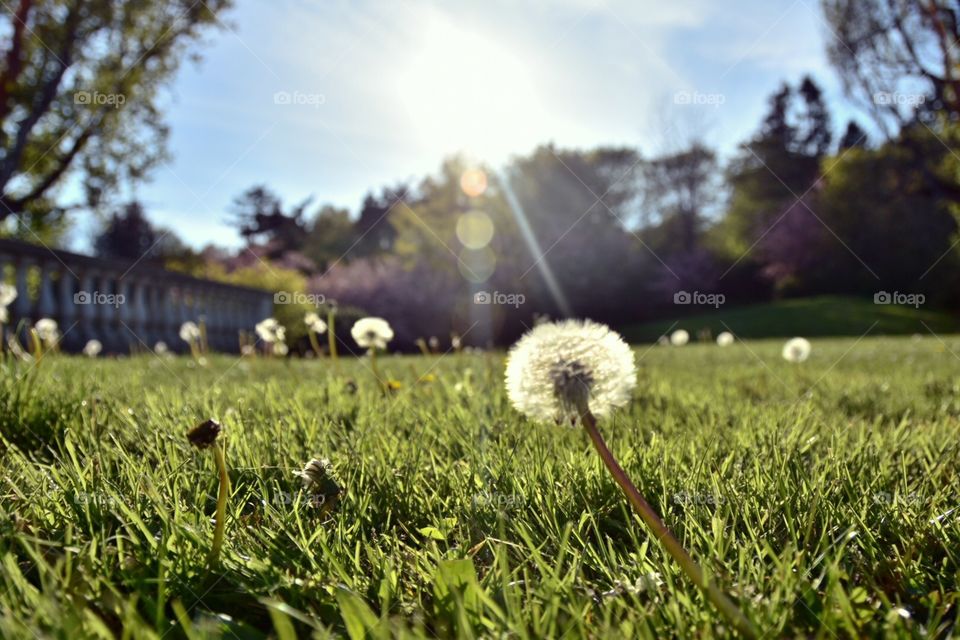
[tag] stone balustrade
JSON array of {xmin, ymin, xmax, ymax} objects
[{"xmin": 0, "ymin": 238, "xmax": 273, "ymax": 353}]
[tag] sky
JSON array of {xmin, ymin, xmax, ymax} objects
[{"xmin": 72, "ymin": 0, "xmax": 862, "ymax": 251}]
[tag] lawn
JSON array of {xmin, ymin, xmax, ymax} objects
[
  {"xmin": 1, "ymin": 337, "xmax": 959, "ymax": 638},
  {"xmin": 621, "ymin": 296, "xmax": 959, "ymax": 343}
]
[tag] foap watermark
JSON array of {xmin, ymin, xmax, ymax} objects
[
  {"xmin": 873, "ymin": 91, "xmax": 925, "ymax": 107},
  {"xmin": 273, "ymin": 90, "xmax": 325, "ymax": 108},
  {"xmin": 72, "ymin": 491, "xmax": 121, "ymax": 507},
  {"xmin": 75, "ymin": 290, "xmax": 125, "ymax": 308},
  {"xmin": 474, "ymin": 290, "xmax": 525, "ymax": 308},
  {"xmin": 274, "ymin": 291, "xmax": 326, "ymax": 307},
  {"xmin": 74, "ymin": 90, "xmax": 126, "ymax": 109},
  {"xmin": 874, "ymin": 291, "xmax": 924, "ymax": 308},
  {"xmin": 872, "ymin": 491, "xmax": 923, "ymax": 506},
  {"xmin": 472, "ymin": 491, "xmax": 523, "ymax": 511},
  {"xmin": 673, "ymin": 90, "xmax": 725, "ymax": 107},
  {"xmin": 673, "ymin": 290, "xmax": 725, "ymax": 308},
  {"xmin": 263, "ymin": 490, "xmax": 331, "ymax": 508},
  {"xmin": 672, "ymin": 491, "xmax": 725, "ymax": 506}
]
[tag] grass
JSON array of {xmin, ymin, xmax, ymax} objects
[
  {"xmin": 1, "ymin": 337, "xmax": 959, "ymax": 638},
  {"xmin": 621, "ymin": 295, "xmax": 959, "ymax": 342}
]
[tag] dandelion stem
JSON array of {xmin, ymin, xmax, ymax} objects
[
  {"xmin": 307, "ymin": 330, "xmax": 323, "ymax": 357},
  {"xmin": 208, "ymin": 442, "xmax": 230, "ymax": 566},
  {"xmin": 579, "ymin": 408, "xmax": 759, "ymax": 639},
  {"xmin": 327, "ymin": 309, "xmax": 338, "ymax": 364}
]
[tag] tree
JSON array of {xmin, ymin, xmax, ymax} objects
[
  {"xmin": 352, "ymin": 184, "xmax": 411, "ymax": 257},
  {"xmin": 93, "ymin": 200, "xmax": 158, "ymax": 261},
  {"xmin": 823, "ymin": 0, "xmax": 960, "ymax": 136},
  {"xmin": 796, "ymin": 76, "xmax": 833, "ymax": 157},
  {"xmin": 0, "ymin": 0, "xmax": 233, "ymax": 220},
  {"xmin": 93, "ymin": 200, "xmax": 193, "ymax": 266},
  {"xmin": 303, "ymin": 205, "xmax": 357, "ymax": 271},
  {"xmin": 717, "ymin": 77, "xmax": 833, "ymax": 256},
  {"xmin": 230, "ymin": 185, "xmax": 309, "ymax": 260},
  {"xmin": 641, "ymin": 142, "xmax": 718, "ymax": 254}
]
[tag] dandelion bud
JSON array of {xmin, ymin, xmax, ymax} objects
[{"xmin": 187, "ymin": 418, "xmax": 222, "ymax": 449}]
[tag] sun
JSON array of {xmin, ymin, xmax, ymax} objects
[{"xmin": 396, "ymin": 14, "xmax": 544, "ymax": 163}]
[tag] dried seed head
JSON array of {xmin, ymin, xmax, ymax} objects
[
  {"xmin": 298, "ymin": 458, "xmax": 342, "ymax": 501},
  {"xmin": 187, "ymin": 419, "xmax": 222, "ymax": 449}
]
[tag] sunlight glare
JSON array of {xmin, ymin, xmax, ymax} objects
[{"xmin": 397, "ymin": 16, "xmax": 544, "ymax": 162}]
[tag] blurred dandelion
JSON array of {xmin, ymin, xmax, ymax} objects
[
  {"xmin": 716, "ymin": 331, "xmax": 734, "ymax": 347},
  {"xmin": 670, "ymin": 329, "xmax": 689, "ymax": 346},
  {"xmin": 83, "ymin": 339, "xmax": 102, "ymax": 357},
  {"xmin": 304, "ymin": 311, "xmax": 327, "ymax": 358},
  {"xmin": 782, "ymin": 337, "xmax": 811, "ymax": 363},
  {"xmin": 35, "ymin": 318, "xmax": 59, "ymax": 345},
  {"xmin": 352, "ymin": 316, "xmax": 394, "ymax": 387},
  {"xmin": 179, "ymin": 321, "xmax": 203, "ymax": 359},
  {"xmin": 255, "ymin": 318, "xmax": 287, "ymax": 356},
  {"xmin": 352, "ymin": 317, "xmax": 393, "ymax": 350},
  {"xmin": 0, "ymin": 283, "xmax": 16, "ymax": 326}
]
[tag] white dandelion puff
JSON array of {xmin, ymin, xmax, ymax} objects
[
  {"xmin": 154, "ymin": 341, "xmax": 169, "ymax": 355},
  {"xmin": 179, "ymin": 321, "xmax": 201, "ymax": 344},
  {"xmin": 0, "ymin": 283, "xmax": 17, "ymax": 307},
  {"xmin": 716, "ymin": 331, "xmax": 734, "ymax": 347},
  {"xmin": 505, "ymin": 319, "xmax": 636, "ymax": 423},
  {"xmin": 670, "ymin": 329, "xmax": 689, "ymax": 346},
  {"xmin": 782, "ymin": 337, "xmax": 811, "ymax": 363},
  {"xmin": 35, "ymin": 318, "xmax": 59, "ymax": 344},
  {"xmin": 351, "ymin": 317, "xmax": 394, "ymax": 350},
  {"xmin": 304, "ymin": 312, "xmax": 327, "ymax": 334},
  {"xmin": 273, "ymin": 342, "xmax": 289, "ymax": 356},
  {"xmin": 255, "ymin": 318, "xmax": 285, "ymax": 343},
  {"xmin": 83, "ymin": 339, "xmax": 102, "ymax": 357}
]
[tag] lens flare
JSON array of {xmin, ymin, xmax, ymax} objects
[
  {"xmin": 458, "ymin": 247, "xmax": 496, "ymax": 283},
  {"xmin": 460, "ymin": 168, "xmax": 488, "ymax": 197},
  {"xmin": 456, "ymin": 210, "xmax": 495, "ymax": 249}
]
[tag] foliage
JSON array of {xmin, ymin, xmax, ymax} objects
[{"xmin": 0, "ymin": 0, "xmax": 233, "ymax": 220}]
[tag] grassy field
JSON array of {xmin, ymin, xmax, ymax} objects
[
  {"xmin": 622, "ymin": 296, "xmax": 959, "ymax": 342},
  {"xmin": 1, "ymin": 337, "xmax": 959, "ymax": 638}
]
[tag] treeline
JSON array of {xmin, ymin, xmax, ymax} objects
[
  {"xmin": 92, "ymin": 74, "xmax": 959, "ymax": 347},
  {"xmin": 88, "ymin": 0, "xmax": 960, "ymax": 346}
]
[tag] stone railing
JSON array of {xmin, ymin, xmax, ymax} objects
[{"xmin": 0, "ymin": 238, "xmax": 273, "ymax": 353}]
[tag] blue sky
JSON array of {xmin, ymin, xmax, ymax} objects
[{"xmin": 73, "ymin": 0, "xmax": 862, "ymax": 250}]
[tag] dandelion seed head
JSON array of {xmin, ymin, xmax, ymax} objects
[
  {"xmin": 304, "ymin": 312, "xmax": 327, "ymax": 334},
  {"xmin": 83, "ymin": 340, "xmax": 102, "ymax": 357},
  {"xmin": 351, "ymin": 317, "xmax": 394, "ymax": 350},
  {"xmin": 670, "ymin": 329, "xmax": 689, "ymax": 346},
  {"xmin": 179, "ymin": 322, "xmax": 200, "ymax": 343},
  {"xmin": 716, "ymin": 331, "xmax": 734, "ymax": 347},
  {"xmin": 782, "ymin": 337, "xmax": 811, "ymax": 363},
  {"xmin": 255, "ymin": 318, "xmax": 285, "ymax": 343},
  {"xmin": 0, "ymin": 283, "xmax": 17, "ymax": 307},
  {"xmin": 505, "ymin": 319, "xmax": 636, "ymax": 424},
  {"xmin": 154, "ymin": 341, "xmax": 169, "ymax": 355},
  {"xmin": 35, "ymin": 318, "xmax": 59, "ymax": 343}
]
